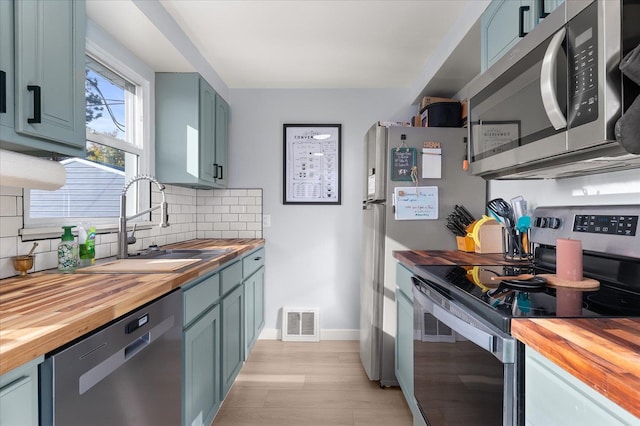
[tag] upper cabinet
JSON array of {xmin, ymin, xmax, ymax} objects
[
  {"xmin": 0, "ymin": 0, "xmax": 86, "ymax": 157},
  {"xmin": 481, "ymin": 0, "xmax": 564, "ymax": 72},
  {"xmin": 155, "ymin": 72, "xmax": 229, "ymax": 189}
]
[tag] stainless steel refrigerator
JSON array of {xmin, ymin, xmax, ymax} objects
[{"xmin": 359, "ymin": 123, "xmax": 487, "ymax": 386}]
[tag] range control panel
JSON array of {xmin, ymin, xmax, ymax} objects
[
  {"xmin": 530, "ymin": 205, "xmax": 640, "ymax": 258},
  {"xmin": 573, "ymin": 214, "xmax": 638, "ymax": 236}
]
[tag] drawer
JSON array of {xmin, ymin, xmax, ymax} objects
[
  {"xmin": 396, "ymin": 263, "xmax": 414, "ymax": 299},
  {"xmin": 220, "ymin": 260, "xmax": 242, "ymax": 296},
  {"xmin": 183, "ymin": 273, "xmax": 220, "ymax": 326},
  {"xmin": 243, "ymin": 247, "xmax": 265, "ymax": 278}
]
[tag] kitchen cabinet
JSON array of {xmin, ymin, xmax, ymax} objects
[
  {"xmin": 0, "ymin": 356, "xmax": 42, "ymax": 426},
  {"xmin": 0, "ymin": 0, "xmax": 85, "ymax": 157},
  {"xmin": 480, "ymin": 0, "xmax": 564, "ymax": 72},
  {"xmin": 395, "ymin": 263, "xmax": 420, "ymax": 421},
  {"xmin": 221, "ymin": 282, "xmax": 244, "ymax": 399},
  {"xmin": 524, "ymin": 346, "xmax": 638, "ymax": 425},
  {"xmin": 243, "ymin": 247, "xmax": 265, "ymax": 358},
  {"xmin": 155, "ymin": 73, "xmax": 229, "ymax": 189},
  {"xmin": 183, "ymin": 273, "xmax": 222, "ymax": 426}
]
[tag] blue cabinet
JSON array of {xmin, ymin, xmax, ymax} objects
[
  {"xmin": 481, "ymin": 0, "xmax": 564, "ymax": 72},
  {"xmin": 221, "ymin": 283, "xmax": 244, "ymax": 399},
  {"xmin": 395, "ymin": 264, "xmax": 420, "ymax": 421},
  {"xmin": 0, "ymin": 0, "xmax": 85, "ymax": 157},
  {"xmin": 155, "ymin": 73, "xmax": 229, "ymax": 189},
  {"xmin": 243, "ymin": 247, "xmax": 265, "ymax": 358},
  {"xmin": 0, "ymin": 356, "xmax": 42, "ymax": 426},
  {"xmin": 525, "ymin": 346, "xmax": 638, "ymax": 425}
]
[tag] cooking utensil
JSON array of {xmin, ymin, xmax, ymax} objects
[
  {"xmin": 487, "ymin": 198, "xmax": 519, "ymax": 254},
  {"xmin": 27, "ymin": 242, "xmax": 38, "ymax": 256},
  {"xmin": 510, "ymin": 196, "xmax": 527, "ymax": 220},
  {"xmin": 490, "ymin": 274, "xmax": 535, "ymax": 281},
  {"xmin": 487, "ymin": 276, "xmax": 547, "ymax": 297},
  {"xmin": 454, "ymin": 204, "xmax": 475, "ymax": 225},
  {"xmin": 12, "ymin": 255, "xmax": 34, "ymax": 276}
]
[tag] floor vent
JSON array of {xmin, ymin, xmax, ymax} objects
[{"xmin": 282, "ymin": 308, "xmax": 319, "ymax": 342}]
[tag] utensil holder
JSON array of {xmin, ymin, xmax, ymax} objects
[{"xmin": 501, "ymin": 227, "xmax": 532, "ymax": 260}]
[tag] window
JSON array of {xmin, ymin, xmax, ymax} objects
[{"xmin": 25, "ymin": 48, "xmax": 152, "ymax": 230}]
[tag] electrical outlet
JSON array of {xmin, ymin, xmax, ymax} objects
[{"xmin": 263, "ymin": 215, "xmax": 271, "ymax": 227}]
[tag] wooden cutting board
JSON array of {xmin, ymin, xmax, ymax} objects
[{"xmin": 79, "ymin": 258, "xmax": 201, "ymax": 273}]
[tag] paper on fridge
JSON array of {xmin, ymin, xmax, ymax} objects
[
  {"xmin": 393, "ymin": 186, "xmax": 438, "ymax": 220},
  {"xmin": 422, "ymin": 142, "xmax": 442, "ymax": 179}
]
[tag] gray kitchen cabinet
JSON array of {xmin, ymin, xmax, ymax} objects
[
  {"xmin": 243, "ymin": 247, "xmax": 265, "ymax": 358},
  {"xmin": 0, "ymin": 0, "xmax": 85, "ymax": 157},
  {"xmin": 0, "ymin": 356, "xmax": 42, "ymax": 426},
  {"xmin": 214, "ymin": 94, "xmax": 229, "ymax": 188},
  {"xmin": 395, "ymin": 263, "xmax": 420, "ymax": 421},
  {"xmin": 525, "ymin": 346, "xmax": 638, "ymax": 425},
  {"xmin": 480, "ymin": 0, "xmax": 564, "ymax": 72},
  {"xmin": 183, "ymin": 273, "xmax": 222, "ymax": 426},
  {"xmin": 221, "ymin": 283, "xmax": 244, "ymax": 399},
  {"xmin": 155, "ymin": 72, "xmax": 229, "ymax": 189}
]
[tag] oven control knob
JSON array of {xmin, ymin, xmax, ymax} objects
[
  {"xmin": 535, "ymin": 217, "xmax": 548, "ymax": 228},
  {"xmin": 548, "ymin": 217, "xmax": 561, "ymax": 229}
]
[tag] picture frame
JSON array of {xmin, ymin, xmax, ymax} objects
[
  {"xmin": 469, "ymin": 120, "xmax": 521, "ymax": 161},
  {"xmin": 283, "ymin": 124, "xmax": 341, "ymax": 205}
]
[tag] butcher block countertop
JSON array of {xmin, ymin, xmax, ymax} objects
[
  {"xmin": 392, "ymin": 249, "xmax": 530, "ymax": 268},
  {"xmin": 512, "ymin": 318, "xmax": 640, "ymax": 419},
  {"xmin": 0, "ymin": 238, "xmax": 264, "ymax": 375}
]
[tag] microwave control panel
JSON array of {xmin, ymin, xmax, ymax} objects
[{"xmin": 567, "ymin": 1, "xmax": 598, "ymax": 128}]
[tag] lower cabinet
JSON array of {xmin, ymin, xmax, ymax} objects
[
  {"xmin": 184, "ymin": 305, "xmax": 221, "ymax": 426},
  {"xmin": 221, "ymin": 284, "xmax": 244, "ymax": 399},
  {"xmin": 395, "ymin": 264, "xmax": 420, "ymax": 421},
  {"xmin": 244, "ymin": 266, "xmax": 264, "ymax": 358},
  {"xmin": 525, "ymin": 346, "xmax": 638, "ymax": 425},
  {"xmin": 0, "ymin": 356, "xmax": 42, "ymax": 426}
]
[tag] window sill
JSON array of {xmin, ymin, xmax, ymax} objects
[{"xmin": 20, "ymin": 222, "xmax": 154, "ymax": 241}]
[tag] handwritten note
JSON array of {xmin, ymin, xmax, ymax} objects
[
  {"xmin": 390, "ymin": 148, "xmax": 417, "ymax": 181},
  {"xmin": 393, "ymin": 186, "xmax": 438, "ymax": 220}
]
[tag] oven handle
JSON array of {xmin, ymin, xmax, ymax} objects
[
  {"xmin": 540, "ymin": 27, "xmax": 567, "ymax": 130},
  {"xmin": 412, "ymin": 280, "xmax": 515, "ymax": 364}
]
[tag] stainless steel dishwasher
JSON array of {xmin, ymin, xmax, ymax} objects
[{"xmin": 40, "ymin": 289, "xmax": 183, "ymax": 426}]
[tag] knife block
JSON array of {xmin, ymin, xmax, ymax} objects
[{"xmin": 456, "ymin": 235, "xmax": 475, "ymax": 252}]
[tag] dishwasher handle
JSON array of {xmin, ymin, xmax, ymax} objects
[{"xmin": 79, "ymin": 316, "xmax": 174, "ymax": 394}]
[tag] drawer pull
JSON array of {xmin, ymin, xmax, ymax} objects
[{"xmin": 27, "ymin": 85, "xmax": 41, "ymax": 124}]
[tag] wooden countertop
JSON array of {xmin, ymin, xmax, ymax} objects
[
  {"xmin": 512, "ymin": 318, "xmax": 640, "ymax": 419},
  {"xmin": 0, "ymin": 238, "xmax": 264, "ymax": 375},
  {"xmin": 393, "ymin": 249, "xmax": 530, "ymax": 268}
]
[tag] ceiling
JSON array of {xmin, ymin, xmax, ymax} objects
[{"xmin": 86, "ymin": 0, "xmax": 484, "ymax": 98}]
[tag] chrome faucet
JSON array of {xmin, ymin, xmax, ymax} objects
[{"xmin": 118, "ymin": 175, "xmax": 169, "ymax": 259}]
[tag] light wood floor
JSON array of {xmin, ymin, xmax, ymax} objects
[{"xmin": 212, "ymin": 340, "xmax": 413, "ymax": 426}]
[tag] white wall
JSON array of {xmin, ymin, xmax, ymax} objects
[{"xmin": 227, "ymin": 88, "xmax": 413, "ymax": 336}]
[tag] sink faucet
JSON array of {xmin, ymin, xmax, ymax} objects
[{"xmin": 118, "ymin": 175, "xmax": 169, "ymax": 259}]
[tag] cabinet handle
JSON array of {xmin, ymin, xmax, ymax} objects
[
  {"xmin": 27, "ymin": 85, "xmax": 41, "ymax": 124},
  {"xmin": 519, "ymin": 6, "xmax": 530, "ymax": 38},
  {"xmin": 213, "ymin": 163, "xmax": 218, "ymax": 178},
  {"xmin": 538, "ymin": 0, "xmax": 549, "ymax": 19},
  {"xmin": 0, "ymin": 70, "xmax": 6, "ymax": 114},
  {"xmin": 217, "ymin": 165, "xmax": 223, "ymax": 180},
  {"xmin": 254, "ymin": 257, "xmax": 262, "ymax": 261}
]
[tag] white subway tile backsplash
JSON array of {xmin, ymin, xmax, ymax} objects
[{"xmin": 0, "ymin": 185, "xmax": 262, "ymax": 278}]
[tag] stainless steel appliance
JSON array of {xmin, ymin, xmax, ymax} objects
[
  {"xmin": 359, "ymin": 123, "xmax": 486, "ymax": 386},
  {"xmin": 468, "ymin": 0, "xmax": 640, "ymax": 179},
  {"xmin": 411, "ymin": 205, "xmax": 640, "ymax": 425},
  {"xmin": 40, "ymin": 289, "xmax": 183, "ymax": 426}
]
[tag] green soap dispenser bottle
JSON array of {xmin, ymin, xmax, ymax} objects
[{"xmin": 58, "ymin": 226, "xmax": 78, "ymax": 273}]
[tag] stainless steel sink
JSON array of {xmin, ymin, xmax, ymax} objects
[{"xmin": 127, "ymin": 248, "xmax": 233, "ymax": 260}]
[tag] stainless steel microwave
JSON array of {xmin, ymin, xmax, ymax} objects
[{"xmin": 468, "ymin": 0, "xmax": 640, "ymax": 179}]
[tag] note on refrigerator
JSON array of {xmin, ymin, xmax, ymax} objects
[
  {"xmin": 422, "ymin": 142, "xmax": 442, "ymax": 179},
  {"xmin": 393, "ymin": 186, "xmax": 438, "ymax": 220}
]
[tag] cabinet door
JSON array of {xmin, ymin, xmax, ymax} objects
[
  {"xmin": 536, "ymin": 0, "xmax": 564, "ymax": 24},
  {"xmin": 184, "ymin": 305, "xmax": 221, "ymax": 426},
  {"xmin": 525, "ymin": 346, "xmax": 638, "ymax": 425},
  {"xmin": 199, "ymin": 79, "xmax": 217, "ymax": 184},
  {"xmin": 395, "ymin": 288, "xmax": 414, "ymax": 404},
  {"xmin": 0, "ymin": 357, "xmax": 42, "ymax": 426},
  {"xmin": 13, "ymin": 0, "xmax": 85, "ymax": 152},
  {"xmin": 1, "ymin": 0, "xmax": 15, "ymax": 140},
  {"xmin": 244, "ymin": 266, "xmax": 264, "ymax": 359},
  {"xmin": 221, "ymin": 284, "xmax": 244, "ymax": 398},
  {"xmin": 481, "ymin": 0, "xmax": 536, "ymax": 72},
  {"xmin": 213, "ymin": 94, "xmax": 229, "ymax": 188}
]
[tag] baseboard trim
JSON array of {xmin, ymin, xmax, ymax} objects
[{"xmin": 259, "ymin": 328, "xmax": 359, "ymax": 341}]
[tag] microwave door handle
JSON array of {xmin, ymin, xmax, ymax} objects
[{"xmin": 540, "ymin": 27, "xmax": 567, "ymax": 130}]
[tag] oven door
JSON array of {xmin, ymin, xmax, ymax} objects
[{"xmin": 412, "ymin": 278, "xmax": 518, "ymax": 426}]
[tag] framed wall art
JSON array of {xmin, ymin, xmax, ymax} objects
[{"xmin": 283, "ymin": 124, "xmax": 341, "ymax": 205}]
